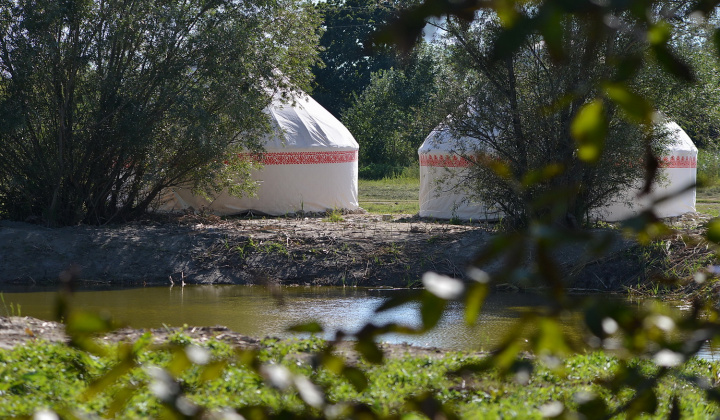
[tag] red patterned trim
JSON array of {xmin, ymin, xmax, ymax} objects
[
  {"xmin": 238, "ymin": 150, "xmax": 357, "ymax": 165},
  {"xmin": 419, "ymin": 154, "xmax": 474, "ymax": 168},
  {"xmin": 421, "ymin": 153, "xmax": 697, "ymax": 169},
  {"xmin": 659, "ymin": 155, "xmax": 697, "ymax": 169}
]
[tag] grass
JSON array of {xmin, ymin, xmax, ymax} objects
[
  {"xmin": 322, "ymin": 208, "xmax": 345, "ymax": 222},
  {"xmin": 1, "ymin": 337, "xmax": 720, "ymax": 419},
  {"xmin": 358, "ymin": 167, "xmax": 420, "ymax": 214}
]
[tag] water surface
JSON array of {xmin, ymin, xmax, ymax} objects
[{"xmin": 2, "ymin": 285, "xmax": 717, "ymax": 359}]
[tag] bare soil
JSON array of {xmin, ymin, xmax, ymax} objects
[
  {"xmin": 0, "ymin": 213, "xmax": 497, "ymax": 289},
  {"xmin": 0, "ymin": 212, "xmax": 711, "ymax": 291},
  {"xmin": 0, "ymin": 315, "xmax": 456, "ymax": 360},
  {"xmin": 0, "ymin": 212, "xmax": 714, "ymax": 353}
]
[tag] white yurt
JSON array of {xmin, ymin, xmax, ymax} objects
[
  {"xmin": 163, "ymin": 92, "xmax": 360, "ymax": 216},
  {"xmin": 418, "ymin": 127, "xmax": 501, "ymax": 221},
  {"xmin": 419, "ymin": 120, "xmax": 697, "ymax": 222},
  {"xmin": 597, "ymin": 121, "xmax": 697, "ymax": 221}
]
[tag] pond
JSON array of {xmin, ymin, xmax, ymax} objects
[{"xmin": 1, "ymin": 285, "xmax": 718, "ymax": 360}]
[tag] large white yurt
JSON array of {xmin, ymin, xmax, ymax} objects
[
  {"xmin": 596, "ymin": 121, "xmax": 697, "ymax": 221},
  {"xmin": 419, "ymin": 120, "xmax": 697, "ymax": 222},
  {"xmin": 418, "ymin": 127, "xmax": 501, "ymax": 221},
  {"xmin": 163, "ymin": 92, "xmax": 360, "ymax": 216}
]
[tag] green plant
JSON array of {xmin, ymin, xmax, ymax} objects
[
  {"xmin": 322, "ymin": 209, "xmax": 345, "ymax": 223},
  {"xmin": 0, "ymin": 0, "xmax": 322, "ymax": 225}
]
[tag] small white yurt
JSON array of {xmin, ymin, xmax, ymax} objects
[
  {"xmin": 164, "ymin": 92, "xmax": 359, "ymax": 215},
  {"xmin": 597, "ymin": 121, "xmax": 697, "ymax": 221},
  {"xmin": 418, "ymin": 127, "xmax": 501, "ymax": 221}
]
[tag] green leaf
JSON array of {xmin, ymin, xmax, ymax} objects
[
  {"xmin": 652, "ymin": 44, "xmax": 694, "ymax": 82},
  {"xmin": 65, "ymin": 311, "xmax": 115, "ymax": 335},
  {"xmin": 342, "ymin": 366, "xmax": 369, "ymax": 392},
  {"xmin": 199, "ymin": 360, "xmax": 228, "ymax": 383},
  {"xmin": 571, "ymin": 99, "xmax": 607, "ymax": 163},
  {"xmin": 603, "ymin": 83, "xmax": 654, "ymax": 124},
  {"xmin": 374, "ymin": 293, "xmax": 417, "ymax": 314},
  {"xmin": 82, "ymin": 358, "xmax": 137, "ymax": 399},
  {"xmin": 465, "ymin": 282, "xmax": 489, "ymax": 326},
  {"xmin": 166, "ymin": 347, "xmax": 192, "ymax": 378},
  {"xmin": 287, "ymin": 321, "xmax": 323, "ymax": 334},
  {"xmin": 354, "ymin": 340, "xmax": 384, "ymax": 364},
  {"xmin": 533, "ymin": 317, "xmax": 570, "ymax": 356},
  {"xmin": 539, "ymin": 8, "xmax": 564, "ymax": 61},
  {"xmin": 491, "ymin": 15, "xmax": 535, "ymax": 60},
  {"xmin": 646, "ymin": 22, "xmax": 671, "ymax": 45},
  {"xmin": 420, "ymin": 292, "xmax": 447, "ymax": 331},
  {"xmin": 626, "ymin": 387, "xmax": 658, "ymax": 419},
  {"xmin": 706, "ymin": 218, "xmax": 720, "ymax": 243}
]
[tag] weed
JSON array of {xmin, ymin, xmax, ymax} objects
[
  {"xmin": 0, "ymin": 293, "xmax": 20, "ymax": 317},
  {"xmin": 322, "ymin": 208, "xmax": 345, "ymax": 223},
  {"xmin": 263, "ymin": 241, "xmax": 288, "ymax": 256}
]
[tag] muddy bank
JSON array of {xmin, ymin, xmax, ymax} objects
[
  {"xmin": 0, "ymin": 214, "xmax": 493, "ymax": 288},
  {"xmin": 0, "ymin": 212, "xmax": 711, "ymax": 291},
  {"xmin": 0, "ymin": 316, "xmax": 455, "ymax": 360}
]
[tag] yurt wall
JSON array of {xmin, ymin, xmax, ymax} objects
[
  {"xmin": 418, "ymin": 128, "xmax": 501, "ymax": 221},
  {"xmin": 419, "ymin": 121, "xmax": 697, "ymax": 222},
  {"xmin": 162, "ymin": 92, "xmax": 360, "ymax": 216},
  {"xmin": 595, "ymin": 121, "xmax": 697, "ymax": 221}
]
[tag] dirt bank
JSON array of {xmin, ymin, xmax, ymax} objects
[
  {"xmin": 0, "ymin": 213, "xmax": 495, "ymax": 289},
  {"xmin": 0, "ymin": 316, "xmax": 455, "ymax": 360},
  {"xmin": 0, "ymin": 212, "xmax": 712, "ymax": 291}
]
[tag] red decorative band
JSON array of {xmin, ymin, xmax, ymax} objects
[
  {"xmin": 420, "ymin": 154, "xmax": 697, "ymax": 169},
  {"xmin": 419, "ymin": 154, "xmax": 474, "ymax": 168},
  {"xmin": 659, "ymin": 155, "xmax": 697, "ymax": 169},
  {"xmin": 238, "ymin": 150, "xmax": 357, "ymax": 165}
]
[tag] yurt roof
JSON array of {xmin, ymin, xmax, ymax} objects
[
  {"xmin": 418, "ymin": 125, "xmax": 486, "ymax": 155},
  {"xmin": 663, "ymin": 121, "xmax": 697, "ymax": 154},
  {"xmin": 263, "ymin": 92, "xmax": 358, "ymax": 151}
]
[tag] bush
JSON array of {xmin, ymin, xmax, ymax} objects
[
  {"xmin": 0, "ymin": 0, "xmax": 320, "ymax": 225},
  {"xmin": 697, "ymin": 148, "xmax": 720, "ymax": 187}
]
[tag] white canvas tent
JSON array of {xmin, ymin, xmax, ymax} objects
[
  {"xmin": 418, "ymin": 127, "xmax": 501, "ymax": 221},
  {"xmin": 596, "ymin": 121, "xmax": 697, "ymax": 221},
  {"xmin": 162, "ymin": 92, "xmax": 360, "ymax": 216},
  {"xmin": 419, "ymin": 121, "xmax": 697, "ymax": 222}
]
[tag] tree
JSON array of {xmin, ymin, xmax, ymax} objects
[
  {"xmin": 312, "ymin": 0, "xmax": 407, "ymax": 117},
  {"xmin": 642, "ymin": 17, "xmax": 720, "ymax": 149},
  {"xmin": 436, "ymin": 11, "xmax": 682, "ymax": 227},
  {"xmin": 341, "ymin": 44, "xmax": 460, "ymax": 177},
  {"xmin": 0, "ymin": 0, "xmax": 321, "ymax": 225}
]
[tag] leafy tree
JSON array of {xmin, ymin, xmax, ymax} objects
[
  {"xmin": 437, "ymin": 12, "xmax": 675, "ymax": 227},
  {"xmin": 341, "ymin": 44, "xmax": 459, "ymax": 176},
  {"xmin": 0, "ymin": 0, "xmax": 321, "ymax": 225},
  {"xmin": 643, "ymin": 17, "xmax": 720, "ymax": 149},
  {"xmin": 312, "ymin": 0, "xmax": 408, "ymax": 117}
]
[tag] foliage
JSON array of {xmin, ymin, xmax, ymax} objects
[
  {"xmin": 641, "ymin": 16, "xmax": 720, "ymax": 149},
  {"xmin": 342, "ymin": 44, "xmax": 460, "ymax": 172},
  {"xmin": 698, "ymin": 148, "xmax": 720, "ymax": 187},
  {"xmin": 0, "ymin": 0, "xmax": 321, "ymax": 225},
  {"xmin": 435, "ymin": 11, "xmax": 675, "ymax": 228},
  {"xmin": 5, "ymin": 333, "xmax": 720, "ymax": 419},
  {"xmin": 7, "ymin": 1, "xmax": 720, "ymax": 419},
  {"xmin": 312, "ymin": 0, "xmax": 410, "ymax": 117}
]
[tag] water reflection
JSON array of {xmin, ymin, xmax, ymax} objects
[{"xmin": 2, "ymin": 285, "xmax": 718, "ymax": 359}]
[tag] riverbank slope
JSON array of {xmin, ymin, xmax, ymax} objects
[{"xmin": 0, "ymin": 212, "xmax": 712, "ymax": 291}]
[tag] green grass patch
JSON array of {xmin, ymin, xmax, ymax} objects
[
  {"xmin": 2, "ymin": 337, "xmax": 720, "ymax": 419},
  {"xmin": 695, "ymin": 181, "xmax": 720, "ymax": 217},
  {"xmin": 359, "ymin": 175, "xmax": 420, "ymax": 215}
]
